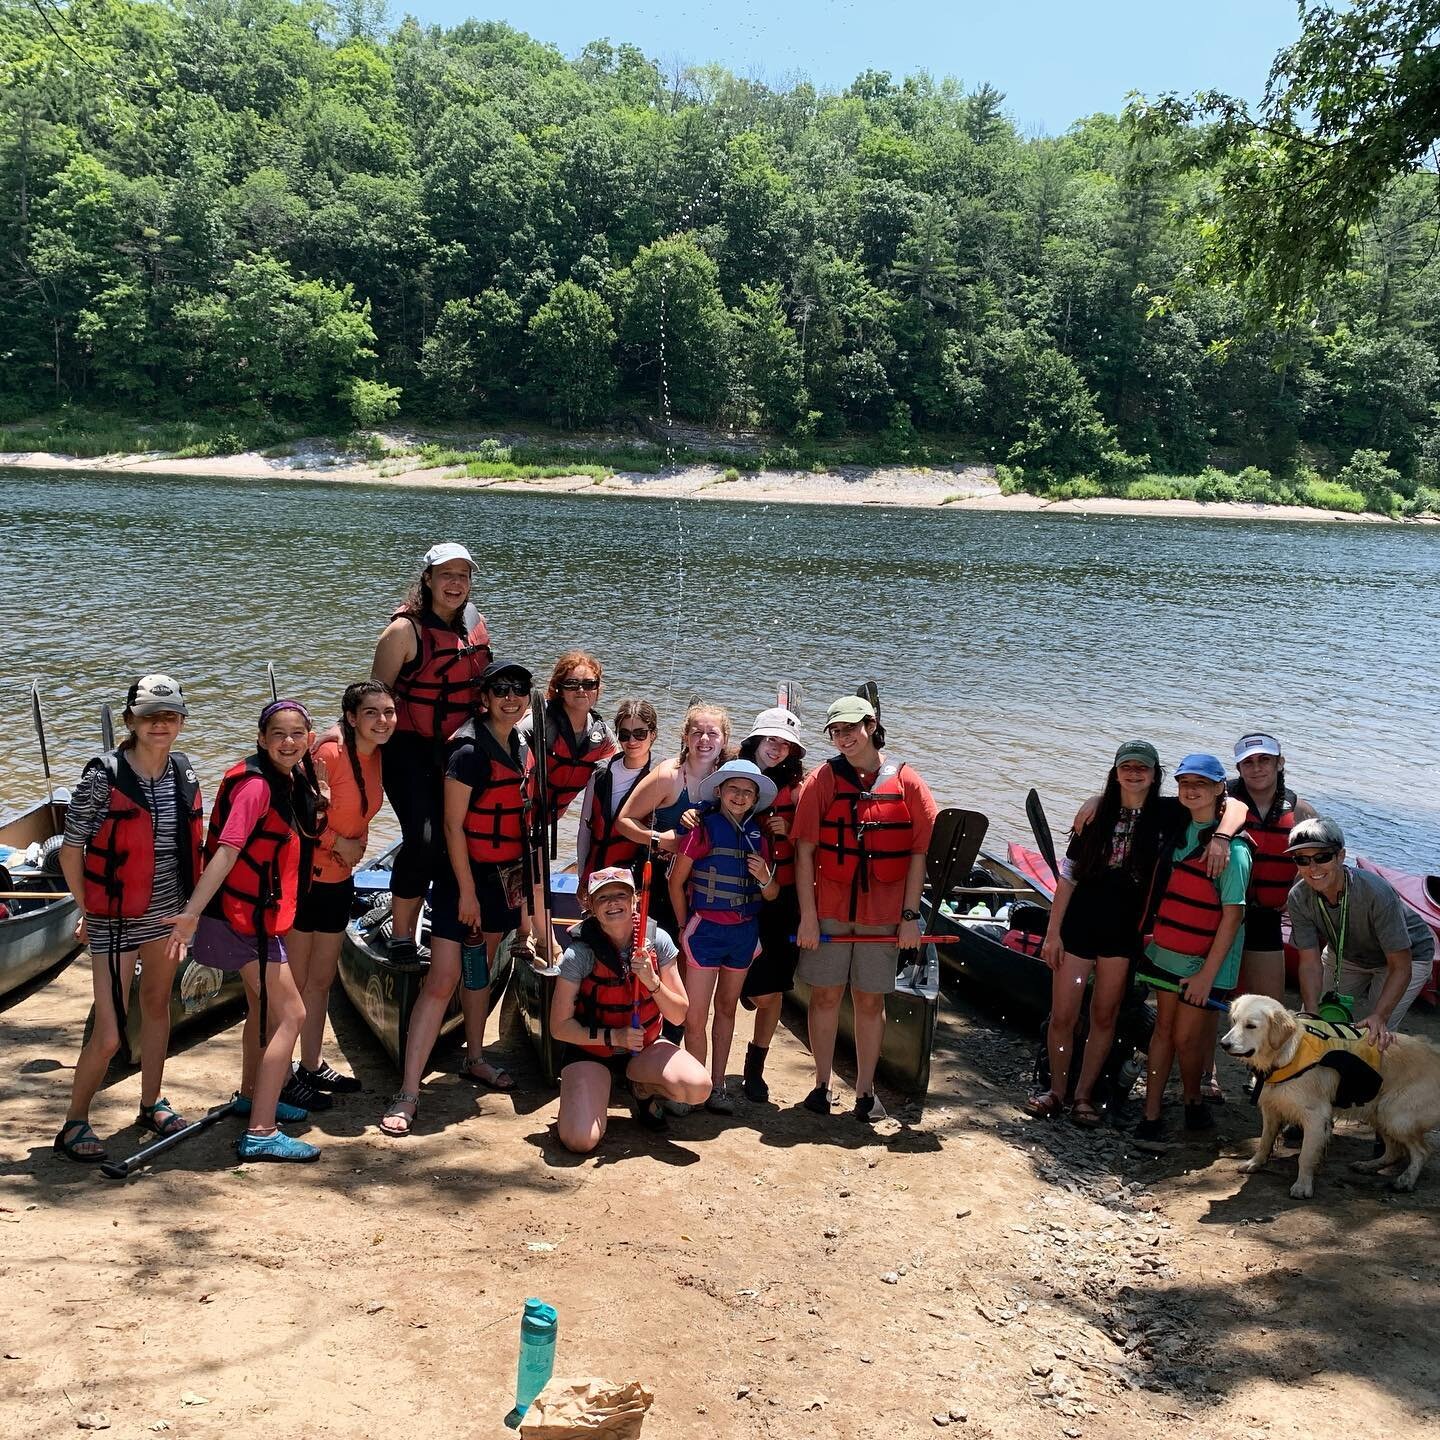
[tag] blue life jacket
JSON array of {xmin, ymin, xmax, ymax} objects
[{"xmin": 688, "ymin": 808, "xmax": 764, "ymax": 919}]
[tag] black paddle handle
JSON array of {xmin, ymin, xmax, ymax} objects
[{"xmin": 100, "ymin": 1098, "xmax": 240, "ymax": 1180}]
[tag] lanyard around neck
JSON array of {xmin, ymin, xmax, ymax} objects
[{"xmin": 1317, "ymin": 879, "xmax": 1348, "ymax": 978}]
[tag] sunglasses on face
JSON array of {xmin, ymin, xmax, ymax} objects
[
  {"xmin": 617, "ymin": 727, "xmax": 652, "ymax": 742},
  {"xmin": 560, "ymin": 678, "xmax": 600, "ymax": 693},
  {"xmin": 1293, "ymin": 849, "xmax": 1338, "ymax": 868},
  {"xmin": 486, "ymin": 680, "xmax": 528, "ymax": 698}
]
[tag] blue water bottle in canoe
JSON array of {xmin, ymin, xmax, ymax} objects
[{"xmin": 514, "ymin": 1297, "xmax": 558, "ymax": 1419}]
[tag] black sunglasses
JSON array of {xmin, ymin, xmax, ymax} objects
[
  {"xmin": 559, "ymin": 678, "xmax": 600, "ymax": 693},
  {"xmin": 617, "ymin": 727, "xmax": 652, "ymax": 742},
  {"xmin": 486, "ymin": 680, "xmax": 529, "ymax": 698},
  {"xmin": 1292, "ymin": 849, "xmax": 1338, "ymax": 868}
]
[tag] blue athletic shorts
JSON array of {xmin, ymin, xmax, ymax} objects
[{"xmin": 682, "ymin": 914, "xmax": 760, "ymax": 970}]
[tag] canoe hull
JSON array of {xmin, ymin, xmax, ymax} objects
[
  {"xmin": 122, "ymin": 955, "xmax": 247, "ymax": 1060},
  {"xmin": 0, "ymin": 797, "xmax": 81, "ymax": 1000}
]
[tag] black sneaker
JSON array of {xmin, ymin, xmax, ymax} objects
[
  {"xmin": 1184, "ymin": 1102, "xmax": 1215, "ymax": 1132},
  {"xmin": 628, "ymin": 1092, "xmax": 668, "ymax": 1131},
  {"xmin": 802, "ymin": 1085, "xmax": 836, "ymax": 1115},
  {"xmin": 854, "ymin": 1092, "xmax": 887, "ymax": 1123},
  {"xmin": 281, "ymin": 1067, "xmax": 333, "ymax": 1112},
  {"xmin": 297, "ymin": 1061, "xmax": 361, "ymax": 1094},
  {"xmin": 1133, "ymin": 1115, "xmax": 1165, "ymax": 1141}
]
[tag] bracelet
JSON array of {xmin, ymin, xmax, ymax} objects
[
  {"xmin": 604, "ymin": 1027, "xmax": 612, "ymax": 1048},
  {"xmin": 645, "ymin": 980, "xmax": 660, "ymax": 994}
]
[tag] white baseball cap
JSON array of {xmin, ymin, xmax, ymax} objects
[
  {"xmin": 1234, "ymin": 732, "xmax": 1282, "ymax": 764},
  {"xmin": 423, "ymin": 541, "xmax": 474, "ymax": 569}
]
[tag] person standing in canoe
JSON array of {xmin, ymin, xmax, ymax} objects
[
  {"xmin": 576, "ymin": 699, "xmax": 658, "ymax": 888},
  {"xmin": 551, "ymin": 867, "xmax": 710, "ymax": 1151},
  {"xmin": 668, "ymin": 759, "xmax": 781, "ymax": 1114},
  {"xmin": 793, "ymin": 695, "xmax": 938, "ymax": 1122},
  {"xmin": 1226, "ymin": 732, "xmax": 1317, "ymax": 1002},
  {"xmin": 1134, "ymin": 753, "xmax": 1252, "ymax": 1142},
  {"xmin": 165, "ymin": 700, "xmax": 325, "ymax": 1163},
  {"xmin": 371, "ymin": 543, "xmax": 491, "ymax": 963},
  {"xmin": 53, "ymin": 676, "xmax": 203, "ymax": 1164},
  {"xmin": 379, "ymin": 661, "xmax": 530, "ymax": 1136},
  {"xmin": 283, "ymin": 681, "xmax": 397, "ymax": 1110},
  {"xmin": 736, "ymin": 707, "xmax": 807, "ymax": 1103},
  {"xmin": 532, "ymin": 651, "xmax": 615, "ymax": 838},
  {"xmin": 616, "ymin": 702, "xmax": 731, "ymax": 948}
]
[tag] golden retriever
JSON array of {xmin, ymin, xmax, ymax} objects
[{"xmin": 1221, "ymin": 993, "xmax": 1440, "ymax": 1199}]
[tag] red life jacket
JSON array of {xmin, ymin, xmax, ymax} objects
[
  {"xmin": 582, "ymin": 754, "xmax": 651, "ymax": 883},
  {"xmin": 203, "ymin": 756, "xmax": 302, "ymax": 938},
  {"xmin": 391, "ymin": 608, "xmax": 492, "ymax": 741},
  {"xmin": 545, "ymin": 703, "xmax": 614, "ymax": 820},
  {"xmin": 769, "ymin": 780, "xmax": 798, "ymax": 889},
  {"xmin": 1230, "ymin": 781, "xmax": 1299, "ymax": 913},
  {"xmin": 1150, "ymin": 831, "xmax": 1251, "ymax": 957},
  {"xmin": 458, "ymin": 722, "xmax": 531, "ymax": 865},
  {"xmin": 816, "ymin": 756, "xmax": 915, "ymax": 895},
  {"xmin": 573, "ymin": 916, "xmax": 662, "ymax": 1057},
  {"xmin": 80, "ymin": 749, "xmax": 203, "ymax": 919}
]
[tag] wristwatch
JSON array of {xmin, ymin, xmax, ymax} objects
[{"xmin": 901, "ymin": 908, "xmax": 922, "ymax": 921}]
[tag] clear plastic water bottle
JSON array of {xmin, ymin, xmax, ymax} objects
[{"xmin": 514, "ymin": 1297, "xmax": 558, "ymax": 1418}]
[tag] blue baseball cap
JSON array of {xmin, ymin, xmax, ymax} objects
[{"xmin": 1174, "ymin": 752, "xmax": 1227, "ymax": 783}]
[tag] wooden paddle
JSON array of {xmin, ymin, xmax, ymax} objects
[
  {"xmin": 1025, "ymin": 788, "xmax": 1060, "ymax": 880},
  {"xmin": 0, "ymin": 890, "xmax": 70, "ymax": 902}
]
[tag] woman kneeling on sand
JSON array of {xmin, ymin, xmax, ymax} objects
[{"xmin": 550, "ymin": 867, "xmax": 710, "ymax": 1152}]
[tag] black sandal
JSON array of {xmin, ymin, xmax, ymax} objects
[
  {"xmin": 54, "ymin": 1119, "xmax": 108, "ymax": 1164},
  {"xmin": 136, "ymin": 1097, "xmax": 188, "ymax": 1138}
]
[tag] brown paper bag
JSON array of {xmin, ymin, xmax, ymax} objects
[{"xmin": 518, "ymin": 1377, "xmax": 654, "ymax": 1438}]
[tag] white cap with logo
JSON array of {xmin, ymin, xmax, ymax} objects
[
  {"xmin": 1234, "ymin": 732, "xmax": 1282, "ymax": 764},
  {"xmin": 423, "ymin": 541, "xmax": 475, "ymax": 569},
  {"xmin": 129, "ymin": 674, "xmax": 189, "ymax": 717}
]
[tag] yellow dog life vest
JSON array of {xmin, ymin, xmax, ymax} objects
[{"xmin": 1264, "ymin": 1016, "xmax": 1382, "ymax": 1109}]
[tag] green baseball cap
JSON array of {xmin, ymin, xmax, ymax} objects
[
  {"xmin": 825, "ymin": 696, "xmax": 876, "ymax": 728},
  {"xmin": 1113, "ymin": 739, "xmax": 1160, "ymax": 769}
]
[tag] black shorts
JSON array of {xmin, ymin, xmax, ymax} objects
[
  {"xmin": 1059, "ymin": 874, "xmax": 1144, "ymax": 962},
  {"xmin": 428, "ymin": 859, "xmax": 521, "ymax": 944},
  {"xmin": 558, "ymin": 1045, "xmax": 633, "ymax": 1089},
  {"xmin": 743, "ymin": 886, "xmax": 801, "ymax": 999},
  {"xmin": 381, "ymin": 731, "xmax": 445, "ymax": 901},
  {"xmin": 1244, "ymin": 903, "xmax": 1284, "ymax": 952},
  {"xmin": 292, "ymin": 877, "xmax": 354, "ymax": 935}
]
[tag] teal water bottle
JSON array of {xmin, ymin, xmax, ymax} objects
[
  {"xmin": 514, "ymin": 1297, "xmax": 558, "ymax": 1419},
  {"xmin": 460, "ymin": 928, "xmax": 490, "ymax": 991}
]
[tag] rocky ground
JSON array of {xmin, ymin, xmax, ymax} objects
[{"xmin": 2, "ymin": 956, "xmax": 1437, "ymax": 1439}]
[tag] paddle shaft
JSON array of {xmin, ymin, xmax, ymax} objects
[
  {"xmin": 793, "ymin": 933, "xmax": 960, "ymax": 945},
  {"xmin": 99, "ymin": 1098, "xmax": 241, "ymax": 1180},
  {"xmin": 1137, "ymin": 972, "xmax": 1228, "ymax": 1012},
  {"xmin": 31, "ymin": 685, "xmax": 59, "ymax": 826},
  {"xmin": 0, "ymin": 890, "xmax": 71, "ymax": 901}
]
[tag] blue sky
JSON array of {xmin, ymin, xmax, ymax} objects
[{"xmin": 400, "ymin": 1, "xmax": 1302, "ymax": 134}]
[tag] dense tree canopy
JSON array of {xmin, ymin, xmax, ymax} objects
[{"xmin": 3, "ymin": 0, "xmax": 1440, "ymax": 502}]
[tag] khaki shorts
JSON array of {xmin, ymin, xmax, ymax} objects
[{"xmin": 795, "ymin": 920, "xmax": 898, "ymax": 994}]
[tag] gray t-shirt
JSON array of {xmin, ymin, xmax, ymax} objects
[
  {"xmin": 1287, "ymin": 866, "xmax": 1435, "ymax": 972},
  {"xmin": 558, "ymin": 922, "xmax": 679, "ymax": 984}
]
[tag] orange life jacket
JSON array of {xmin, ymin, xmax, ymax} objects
[
  {"xmin": 573, "ymin": 916, "xmax": 662, "ymax": 1057},
  {"xmin": 458, "ymin": 723, "xmax": 531, "ymax": 865},
  {"xmin": 391, "ymin": 609, "xmax": 492, "ymax": 741},
  {"xmin": 1230, "ymin": 781, "xmax": 1299, "ymax": 913},
  {"xmin": 582, "ymin": 754, "xmax": 651, "ymax": 884},
  {"xmin": 816, "ymin": 756, "xmax": 915, "ymax": 895},
  {"xmin": 544, "ymin": 703, "xmax": 614, "ymax": 819},
  {"xmin": 310, "ymin": 730, "xmax": 383, "ymax": 884},
  {"xmin": 203, "ymin": 756, "xmax": 303, "ymax": 938},
  {"xmin": 80, "ymin": 748, "xmax": 203, "ymax": 919}
]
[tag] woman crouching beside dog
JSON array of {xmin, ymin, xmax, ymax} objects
[
  {"xmin": 1134, "ymin": 753, "xmax": 1252, "ymax": 1142},
  {"xmin": 550, "ymin": 867, "xmax": 711, "ymax": 1152}
]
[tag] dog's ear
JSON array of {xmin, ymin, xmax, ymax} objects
[{"xmin": 1265, "ymin": 1005, "xmax": 1295, "ymax": 1051}]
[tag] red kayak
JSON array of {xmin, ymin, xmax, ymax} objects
[
  {"xmin": 1007, "ymin": 842, "xmax": 1056, "ymax": 898},
  {"xmin": 1355, "ymin": 857, "xmax": 1440, "ymax": 1007}
]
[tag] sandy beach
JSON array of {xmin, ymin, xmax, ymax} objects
[
  {"xmin": 3, "ymin": 950, "xmax": 1437, "ymax": 1440},
  {"xmin": 2, "ymin": 446, "xmax": 1423, "ymax": 524}
]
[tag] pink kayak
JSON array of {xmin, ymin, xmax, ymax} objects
[
  {"xmin": 1006, "ymin": 843, "xmax": 1056, "ymax": 898},
  {"xmin": 1355, "ymin": 857, "xmax": 1440, "ymax": 1007}
]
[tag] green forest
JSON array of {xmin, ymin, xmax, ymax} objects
[{"xmin": 4, "ymin": 0, "xmax": 1440, "ymax": 514}]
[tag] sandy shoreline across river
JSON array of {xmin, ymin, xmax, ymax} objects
[{"xmin": 3, "ymin": 447, "xmax": 1427, "ymax": 524}]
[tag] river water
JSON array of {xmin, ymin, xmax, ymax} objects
[{"xmin": 2, "ymin": 468, "xmax": 1437, "ymax": 870}]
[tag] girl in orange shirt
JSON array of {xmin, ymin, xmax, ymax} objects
[{"xmin": 285, "ymin": 681, "xmax": 397, "ymax": 1105}]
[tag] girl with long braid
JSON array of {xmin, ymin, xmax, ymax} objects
[{"xmin": 284, "ymin": 682, "xmax": 397, "ymax": 1108}]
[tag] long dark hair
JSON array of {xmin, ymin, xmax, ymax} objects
[
  {"xmin": 339, "ymin": 680, "xmax": 392, "ymax": 815},
  {"xmin": 395, "ymin": 565, "xmax": 469, "ymax": 634},
  {"xmin": 1068, "ymin": 763, "xmax": 1166, "ymax": 882},
  {"xmin": 739, "ymin": 734, "xmax": 804, "ymax": 791}
]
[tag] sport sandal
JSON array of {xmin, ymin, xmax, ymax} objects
[{"xmin": 54, "ymin": 1119, "xmax": 107, "ymax": 1163}]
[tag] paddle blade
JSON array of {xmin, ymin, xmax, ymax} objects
[
  {"xmin": 778, "ymin": 680, "xmax": 801, "ymax": 718},
  {"xmin": 925, "ymin": 808, "xmax": 989, "ymax": 903},
  {"xmin": 1025, "ymin": 788, "xmax": 1059, "ymax": 879},
  {"xmin": 30, "ymin": 684, "xmax": 51, "ymax": 778},
  {"xmin": 266, "ymin": 661, "xmax": 279, "ymax": 702},
  {"xmin": 856, "ymin": 679, "xmax": 881, "ymax": 727},
  {"xmin": 100, "ymin": 704, "xmax": 115, "ymax": 752}
]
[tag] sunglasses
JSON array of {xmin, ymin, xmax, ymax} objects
[
  {"xmin": 486, "ymin": 680, "xmax": 528, "ymax": 698},
  {"xmin": 617, "ymin": 727, "xmax": 652, "ymax": 742},
  {"xmin": 559, "ymin": 678, "xmax": 600, "ymax": 693},
  {"xmin": 1292, "ymin": 849, "xmax": 1338, "ymax": 868}
]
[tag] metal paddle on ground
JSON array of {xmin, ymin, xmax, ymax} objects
[{"xmin": 100, "ymin": 1097, "xmax": 241, "ymax": 1180}]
